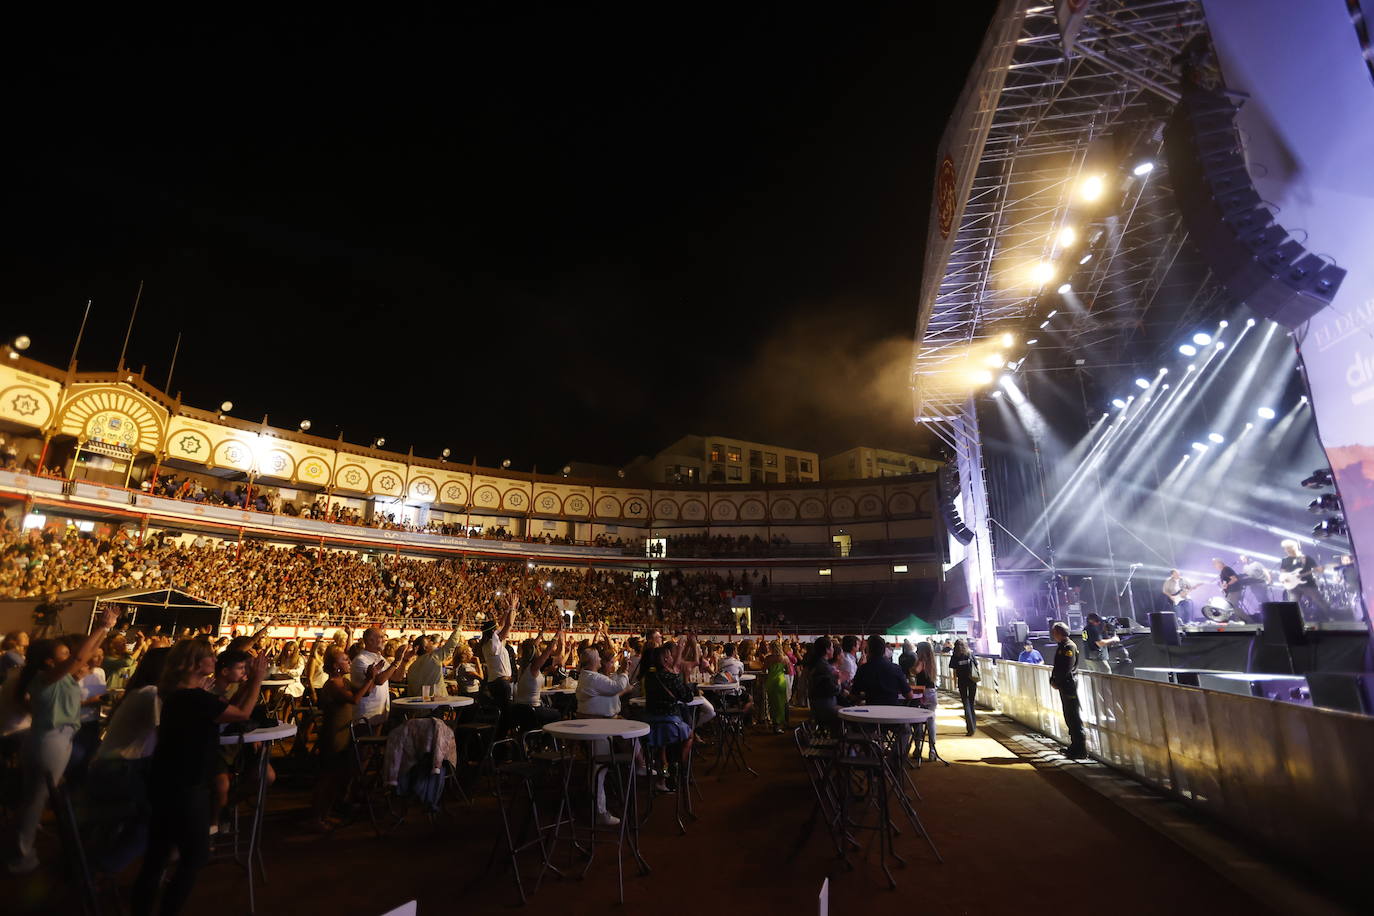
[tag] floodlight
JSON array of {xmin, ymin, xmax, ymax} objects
[{"xmin": 1256, "ymin": 407, "xmax": 1276, "ymax": 420}]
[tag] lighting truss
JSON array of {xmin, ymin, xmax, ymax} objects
[{"xmin": 914, "ymin": 0, "xmax": 1212, "ymax": 422}]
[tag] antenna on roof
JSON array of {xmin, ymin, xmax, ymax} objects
[
  {"xmin": 118, "ymin": 280, "xmax": 143, "ymax": 368},
  {"xmin": 69, "ymin": 299, "xmax": 92, "ymax": 368}
]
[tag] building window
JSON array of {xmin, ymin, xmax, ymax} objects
[
  {"xmin": 750, "ymin": 469, "xmax": 764, "ymax": 483},
  {"xmin": 800, "ymin": 458, "xmax": 813, "ymax": 473},
  {"xmin": 727, "ymin": 447, "xmax": 742, "ymax": 463},
  {"xmin": 727, "ymin": 465, "xmax": 743, "ymax": 481},
  {"xmin": 818, "ymin": 568, "xmax": 832, "ymax": 576},
  {"xmin": 749, "ymin": 450, "xmax": 762, "ymax": 468},
  {"xmin": 785, "ymin": 472, "xmax": 798, "ymax": 483},
  {"xmin": 764, "ymin": 452, "xmax": 777, "ymax": 468},
  {"xmin": 765, "ymin": 470, "xmax": 778, "ymax": 483},
  {"xmin": 785, "ymin": 455, "xmax": 798, "ymax": 473},
  {"xmin": 709, "ymin": 443, "xmax": 723, "ymax": 462},
  {"xmin": 708, "ymin": 464, "xmax": 726, "ymax": 483},
  {"xmin": 893, "ymin": 564, "xmax": 908, "ymax": 574}
]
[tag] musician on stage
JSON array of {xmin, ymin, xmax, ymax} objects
[
  {"xmin": 1081, "ymin": 613, "xmax": 1119, "ymax": 674},
  {"xmin": 1238, "ymin": 554, "xmax": 1272, "ymax": 614},
  {"xmin": 1212, "ymin": 558, "xmax": 1246, "ymax": 618},
  {"xmin": 1161, "ymin": 569, "xmax": 1194, "ymax": 623},
  {"xmin": 1279, "ymin": 539, "xmax": 1333, "ymax": 621}
]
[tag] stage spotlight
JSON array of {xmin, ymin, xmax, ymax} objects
[
  {"xmin": 1025, "ymin": 338, "xmax": 1039, "ymax": 345},
  {"xmin": 1111, "ymin": 398, "xmax": 1127, "ymax": 409},
  {"xmin": 1313, "ymin": 518, "xmax": 1348, "ymax": 539},
  {"xmin": 1030, "ymin": 261, "xmax": 1055, "ymax": 285},
  {"xmin": 1000, "ymin": 332, "xmax": 1015, "ymax": 347},
  {"xmin": 1057, "ymin": 226, "xmax": 1077, "ymax": 246},
  {"xmin": 1191, "ymin": 442, "xmax": 1208, "ymax": 452},
  {"xmin": 1218, "ymin": 320, "xmax": 1229, "ymax": 328},
  {"xmin": 1207, "ymin": 432, "xmax": 1225, "ymax": 444},
  {"xmin": 1299, "ymin": 395, "xmax": 1308, "ymax": 405},
  {"xmin": 1134, "ymin": 378, "xmax": 1150, "ymax": 389},
  {"xmin": 1132, "ymin": 160, "xmax": 1155, "ymax": 176},
  {"xmin": 1187, "ymin": 364, "xmax": 1196, "ymax": 372},
  {"xmin": 970, "ymin": 369, "xmax": 994, "ymax": 386},
  {"xmin": 1308, "ymin": 493, "xmax": 1341, "ymax": 514},
  {"xmin": 1039, "ymin": 320, "xmax": 1050, "ymax": 329},
  {"xmin": 990, "ymin": 390, "xmax": 1003, "ymax": 399},
  {"xmin": 1079, "ymin": 174, "xmax": 1105, "ymax": 201},
  {"xmin": 1161, "ymin": 384, "xmax": 1170, "ymax": 391},
  {"xmin": 1246, "ymin": 318, "xmax": 1256, "ymax": 327},
  {"xmin": 1178, "ymin": 343, "xmax": 1197, "ymax": 356},
  {"xmin": 1301, "ymin": 469, "xmax": 1333, "ymax": 489},
  {"xmin": 983, "ymin": 352, "xmax": 1005, "ymax": 368},
  {"xmin": 1257, "ymin": 406, "xmax": 1276, "ymax": 419},
  {"xmin": 1079, "ymin": 253, "xmax": 1093, "ymax": 265},
  {"xmin": 1215, "ymin": 340, "xmax": 1226, "ymax": 350},
  {"xmin": 1057, "ymin": 283, "xmax": 1072, "ymax": 295},
  {"xmin": 1192, "ymin": 332, "xmax": 1212, "ymax": 345}
]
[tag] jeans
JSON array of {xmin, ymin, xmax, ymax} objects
[
  {"xmin": 13, "ymin": 724, "xmax": 77, "ymax": 863},
  {"xmin": 131, "ymin": 786, "xmax": 213, "ymax": 916},
  {"xmin": 958, "ymin": 680, "xmax": 977, "ymax": 733},
  {"xmin": 487, "ymin": 678, "xmax": 512, "ymax": 733}
]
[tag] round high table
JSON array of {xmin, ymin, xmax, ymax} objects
[
  {"xmin": 837, "ymin": 706, "xmax": 941, "ymax": 875},
  {"xmin": 694, "ymin": 684, "xmax": 755, "ymax": 777},
  {"xmin": 542, "ymin": 719, "xmax": 651, "ymax": 902},
  {"xmin": 218, "ymin": 723, "xmax": 297, "ymax": 913},
  {"xmin": 392, "ymin": 695, "xmax": 475, "ymax": 715}
]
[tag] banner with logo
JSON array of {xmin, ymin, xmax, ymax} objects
[{"xmin": 1205, "ymin": 0, "xmax": 1374, "ymax": 625}]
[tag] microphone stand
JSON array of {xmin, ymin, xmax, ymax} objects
[{"xmin": 1119, "ymin": 565, "xmax": 1141, "ymax": 627}]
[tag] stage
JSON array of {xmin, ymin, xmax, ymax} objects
[{"xmin": 1021, "ymin": 623, "xmax": 1370, "ymax": 679}]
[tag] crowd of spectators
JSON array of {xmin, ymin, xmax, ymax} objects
[{"xmin": 0, "ymin": 525, "xmax": 746, "ymax": 632}]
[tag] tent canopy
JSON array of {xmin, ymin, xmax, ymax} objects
[{"xmin": 93, "ymin": 585, "xmax": 220, "ymax": 609}]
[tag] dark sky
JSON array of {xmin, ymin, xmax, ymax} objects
[{"xmin": 1, "ymin": 4, "xmax": 995, "ymax": 470}]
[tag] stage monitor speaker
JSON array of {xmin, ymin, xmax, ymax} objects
[
  {"xmin": 1011, "ymin": 621, "xmax": 1029, "ymax": 645},
  {"xmin": 1260, "ymin": 601, "xmax": 1306, "ymax": 647},
  {"xmin": 1305, "ymin": 672, "xmax": 1374, "ymax": 714},
  {"xmin": 1164, "ymin": 88, "xmax": 1347, "ymax": 328},
  {"xmin": 1149, "ymin": 611, "xmax": 1181, "ymax": 647}
]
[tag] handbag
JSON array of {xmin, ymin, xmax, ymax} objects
[{"xmin": 969, "ymin": 656, "xmax": 981, "ymax": 684}]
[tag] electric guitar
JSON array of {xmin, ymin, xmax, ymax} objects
[
  {"xmin": 1277, "ymin": 569, "xmax": 1307, "ymax": 591},
  {"xmin": 1166, "ymin": 583, "xmax": 1195, "ymax": 606}
]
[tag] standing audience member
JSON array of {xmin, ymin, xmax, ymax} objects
[
  {"xmin": 574, "ymin": 645, "xmax": 630, "ymax": 827},
  {"xmin": 804, "ymin": 637, "xmax": 841, "ymax": 734},
  {"xmin": 310, "ymin": 647, "xmax": 385, "ymax": 831},
  {"xmin": 910, "ymin": 641, "xmax": 940, "ymax": 761},
  {"xmin": 480, "ymin": 594, "xmax": 518, "ymax": 731},
  {"xmin": 130, "ymin": 640, "xmax": 268, "ymax": 916},
  {"xmin": 1, "ymin": 630, "xmax": 29, "ymax": 680},
  {"xmin": 850, "ymin": 635, "xmax": 913, "ymax": 707},
  {"xmin": 836, "ymin": 635, "xmax": 859, "ymax": 690},
  {"xmin": 405, "ymin": 625, "xmax": 464, "ymax": 698},
  {"xmin": 949, "ymin": 638, "xmax": 979, "ymax": 736},
  {"xmin": 7, "ymin": 607, "xmax": 118, "ymax": 874}
]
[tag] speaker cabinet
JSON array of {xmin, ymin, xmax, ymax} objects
[
  {"xmin": 1149, "ymin": 611, "xmax": 1181, "ymax": 647},
  {"xmin": 1164, "ymin": 88, "xmax": 1346, "ymax": 327},
  {"xmin": 1261, "ymin": 601, "xmax": 1306, "ymax": 647}
]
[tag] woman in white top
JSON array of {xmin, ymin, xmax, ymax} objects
[
  {"xmin": 268, "ymin": 641, "xmax": 306, "ymax": 699},
  {"xmin": 573, "ymin": 646, "xmax": 631, "ymax": 827},
  {"xmin": 512, "ymin": 626, "xmax": 565, "ymax": 731}
]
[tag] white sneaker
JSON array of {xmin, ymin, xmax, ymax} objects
[{"xmin": 595, "ymin": 812, "xmax": 621, "ymax": 828}]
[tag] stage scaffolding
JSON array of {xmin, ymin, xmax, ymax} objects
[{"xmin": 913, "ymin": 0, "xmax": 1213, "ymax": 648}]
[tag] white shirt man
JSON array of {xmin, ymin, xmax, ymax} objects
[
  {"xmin": 351, "ymin": 627, "xmax": 391, "ymax": 721},
  {"xmin": 836, "ymin": 647, "xmax": 859, "ymax": 687}
]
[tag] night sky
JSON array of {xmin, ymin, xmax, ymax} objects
[{"xmin": 2, "ymin": 5, "xmax": 995, "ymax": 471}]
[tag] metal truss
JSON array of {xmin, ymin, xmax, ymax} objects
[{"xmin": 914, "ymin": 0, "xmax": 1211, "ymax": 422}]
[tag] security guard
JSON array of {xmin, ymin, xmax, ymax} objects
[{"xmin": 1049, "ymin": 621, "xmax": 1087, "ymax": 758}]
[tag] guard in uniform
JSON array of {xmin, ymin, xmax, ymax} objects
[{"xmin": 1049, "ymin": 622, "xmax": 1086, "ymax": 759}]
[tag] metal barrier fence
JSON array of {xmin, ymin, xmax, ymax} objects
[{"xmin": 939, "ymin": 655, "xmax": 1374, "ymax": 882}]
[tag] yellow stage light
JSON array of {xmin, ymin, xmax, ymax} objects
[
  {"xmin": 983, "ymin": 352, "xmax": 1005, "ymax": 368},
  {"xmin": 1000, "ymin": 332, "xmax": 1015, "ymax": 347},
  {"xmin": 1029, "ymin": 261, "xmax": 1055, "ymax": 285},
  {"xmin": 970, "ymin": 369, "xmax": 994, "ymax": 386},
  {"xmin": 1057, "ymin": 225, "xmax": 1077, "ymax": 247},
  {"xmin": 1079, "ymin": 174, "xmax": 1105, "ymax": 202}
]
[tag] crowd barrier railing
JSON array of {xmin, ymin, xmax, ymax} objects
[{"xmin": 938, "ymin": 654, "xmax": 1374, "ymax": 884}]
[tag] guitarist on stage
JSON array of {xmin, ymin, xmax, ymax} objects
[
  {"xmin": 1279, "ymin": 539, "xmax": 1333, "ymax": 622},
  {"xmin": 1161, "ymin": 569, "xmax": 1195, "ymax": 623}
]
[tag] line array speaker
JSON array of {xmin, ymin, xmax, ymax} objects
[{"xmin": 1164, "ymin": 87, "xmax": 1346, "ymax": 328}]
